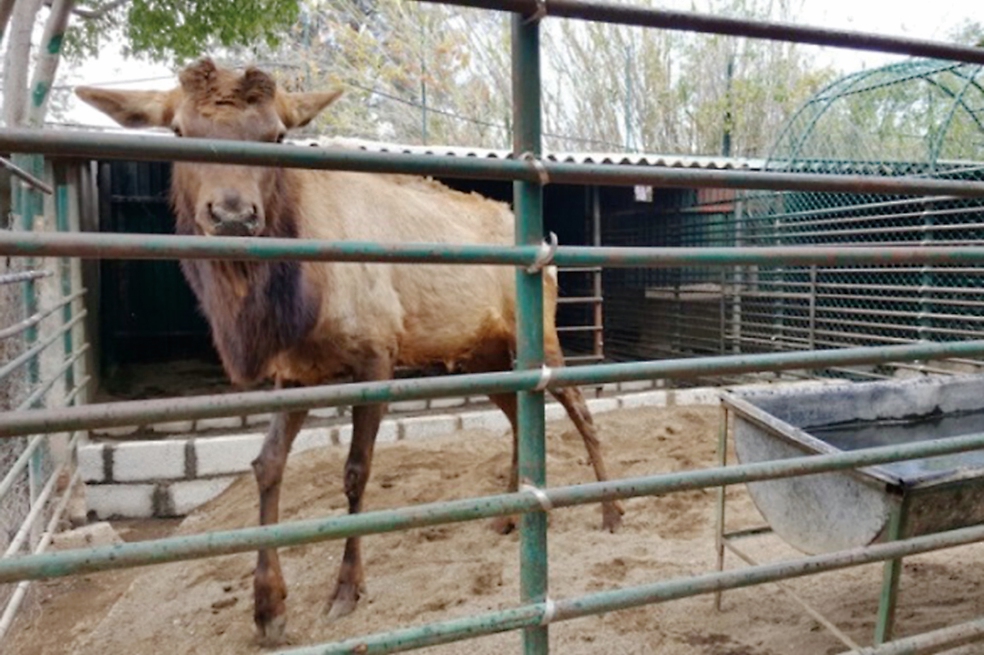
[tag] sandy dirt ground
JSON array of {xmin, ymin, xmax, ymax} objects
[{"xmin": 8, "ymin": 404, "xmax": 984, "ymax": 655}]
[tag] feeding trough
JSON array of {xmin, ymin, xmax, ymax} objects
[
  {"xmin": 719, "ymin": 374, "xmax": 984, "ymax": 645},
  {"xmin": 722, "ymin": 374, "xmax": 984, "ymax": 555}
]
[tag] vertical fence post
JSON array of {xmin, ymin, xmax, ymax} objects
[
  {"xmin": 511, "ymin": 10, "xmax": 548, "ymax": 655},
  {"xmin": 54, "ymin": 163, "xmax": 75, "ymax": 397}
]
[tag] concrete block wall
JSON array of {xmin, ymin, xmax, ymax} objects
[{"xmin": 80, "ymin": 380, "xmax": 740, "ymax": 520}]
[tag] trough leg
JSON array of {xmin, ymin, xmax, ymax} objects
[
  {"xmin": 252, "ymin": 405, "xmax": 308, "ymax": 645},
  {"xmin": 327, "ymin": 354, "xmax": 392, "ymax": 620},
  {"xmin": 875, "ymin": 497, "xmax": 909, "ymax": 645}
]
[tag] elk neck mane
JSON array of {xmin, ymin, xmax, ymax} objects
[{"xmin": 172, "ymin": 165, "xmax": 319, "ymax": 385}]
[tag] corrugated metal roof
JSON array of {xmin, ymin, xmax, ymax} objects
[
  {"xmin": 54, "ymin": 125, "xmax": 765, "ymax": 170},
  {"xmin": 305, "ymin": 136, "xmax": 766, "ymax": 170}
]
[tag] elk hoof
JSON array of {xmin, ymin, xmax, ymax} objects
[
  {"xmin": 255, "ymin": 614, "xmax": 287, "ymax": 647},
  {"xmin": 326, "ymin": 581, "xmax": 364, "ymax": 621},
  {"xmin": 491, "ymin": 515, "xmax": 518, "ymax": 535},
  {"xmin": 602, "ymin": 501, "xmax": 625, "ymax": 533}
]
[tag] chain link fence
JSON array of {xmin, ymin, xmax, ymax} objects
[{"xmin": 734, "ymin": 59, "xmax": 984, "ymax": 379}]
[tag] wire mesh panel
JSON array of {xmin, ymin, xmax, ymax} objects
[{"xmin": 738, "ymin": 59, "xmax": 984, "ymax": 377}]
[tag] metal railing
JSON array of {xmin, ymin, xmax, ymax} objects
[
  {"xmin": 0, "ymin": 157, "xmax": 89, "ymax": 640},
  {"xmin": 3, "ymin": 2, "xmax": 984, "ymax": 654}
]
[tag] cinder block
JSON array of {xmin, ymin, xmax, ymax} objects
[
  {"xmin": 619, "ymin": 390, "xmax": 668, "ymax": 409},
  {"xmin": 168, "ymin": 477, "xmax": 238, "ymax": 515},
  {"xmin": 459, "ymin": 410, "xmax": 511, "ymax": 434},
  {"xmin": 245, "ymin": 413, "xmax": 272, "ymax": 427},
  {"xmin": 430, "ymin": 396, "xmax": 467, "ymax": 409},
  {"xmin": 91, "ymin": 425, "xmax": 139, "ymax": 438},
  {"xmin": 77, "ymin": 443, "xmax": 105, "ymax": 483},
  {"xmin": 310, "ymin": 406, "xmax": 339, "ymax": 419},
  {"xmin": 376, "ymin": 420, "xmax": 398, "ymax": 444},
  {"xmin": 195, "ymin": 434, "xmax": 264, "ymax": 477},
  {"xmin": 586, "ymin": 397, "xmax": 620, "ymax": 415},
  {"xmin": 86, "ymin": 483, "xmax": 155, "ymax": 519},
  {"xmin": 196, "ymin": 416, "xmax": 244, "ymax": 431},
  {"xmin": 675, "ymin": 387, "xmax": 720, "ymax": 405},
  {"xmin": 317, "ymin": 420, "xmax": 397, "ymax": 447},
  {"xmin": 544, "ymin": 403, "xmax": 568, "ymax": 423},
  {"xmin": 151, "ymin": 420, "xmax": 194, "ymax": 434},
  {"xmin": 619, "ymin": 379, "xmax": 655, "ymax": 392},
  {"xmin": 113, "ymin": 440, "xmax": 187, "ymax": 482},
  {"xmin": 391, "ymin": 399, "xmax": 428, "ymax": 414},
  {"xmin": 399, "ymin": 414, "xmax": 460, "ymax": 441},
  {"xmin": 294, "ymin": 427, "xmax": 332, "ymax": 453}
]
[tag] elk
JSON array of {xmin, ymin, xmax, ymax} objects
[{"xmin": 76, "ymin": 59, "xmax": 624, "ymax": 644}]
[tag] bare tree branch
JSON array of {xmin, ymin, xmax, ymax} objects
[
  {"xmin": 0, "ymin": 0, "xmax": 17, "ymax": 49},
  {"xmin": 69, "ymin": 0, "xmax": 127, "ymax": 20},
  {"xmin": 41, "ymin": 0, "xmax": 127, "ymax": 19}
]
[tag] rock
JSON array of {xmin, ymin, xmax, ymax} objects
[{"xmin": 50, "ymin": 521, "xmax": 123, "ymax": 551}]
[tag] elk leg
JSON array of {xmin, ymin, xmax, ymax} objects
[
  {"xmin": 252, "ymin": 403, "xmax": 308, "ymax": 644},
  {"xmin": 487, "ymin": 392, "xmax": 519, "ymax": 534},
  {"xmin": 327, "ymin": 354, "xmax": 392, "ymax": 620},
  {"xmin": 546, "ymin": 346, "xmax": 625, "ymax": 532}
]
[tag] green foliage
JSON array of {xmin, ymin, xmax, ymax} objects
[{"xmin": 63, "ymin": 0, "xmax": 300, "ymax": 63}]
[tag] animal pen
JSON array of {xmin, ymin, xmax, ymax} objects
[{"xmin": 6, "ymin": 1, "xmax": 984, "ymax": 653}]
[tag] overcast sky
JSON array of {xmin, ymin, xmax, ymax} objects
[{"xmin": 65, "ymin": 0, "xmax": 982, "ymax": 128}]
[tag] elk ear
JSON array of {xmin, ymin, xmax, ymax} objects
[
  {"xmin": 278, "ymin": 89, "xmax": 343, "ymax": 129},
  {"xmin": 74, "ymin": 87, "xmax": 180, "ymax": 128}
]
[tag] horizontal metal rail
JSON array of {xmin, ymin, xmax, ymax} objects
[
  {"xmin": 19, "ymin": 232, "xmax": 984, "ymax": 269},
  {"xmin": 0, "ymin": 311, "xmax": 86, "ymax": 383},
  {"xmin": 3, "ymin": 340, "xmax": 984, "ymax": 438},
  {"xmin": 844, "ymin": 617, "xmax": 984, "ymax": 655},
  {"xmin": 16, "ymin": 347, "xmax": 90, "ymax": 411},
  {"xmin": 555, "ymin": 325, "xmax": 600, "ymax": 333},
  {"xmin": 418, "ymin": 0, "xmax": 984, "ymax": 65},
  {"xmin": 0, "ymin": 269, "xmax": 51, "ymax": 286},
  {"xmin": 0, "ymin": 465, "xmax": 82, "ymax": 641},
  {"xmin": 0, "ymin": 376, "xmax": 89, "ymax": 501},
  {"xmin": 278, "ymin": 521, "xmax": 984, "ymax": 655},
  {"xmin": 0, "ymin": 289, "xmax": 86, "ymax": 341},
  {"xmin": 5, "ymin": 429, "xmax": 984, "ymax": 611},
  {"xmin": 4, "ymin": 128, "xmax": 984, "ymax": 197},
  {"xmin": 0, "ymin": 156, "xmax": 53, "ymax": 195}
]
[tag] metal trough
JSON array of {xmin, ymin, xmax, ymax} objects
[{"xmin": 722, "ymin": 375, "xmax": 984, "ymax": 556}]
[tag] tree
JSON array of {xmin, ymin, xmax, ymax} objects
[
  {"xmin": 242, "ymin": 0, "xmax": 834, "ymax": 157},
  {"xmin": 250, "ymin": 0, "xmax": 513, "ymax": 147},
  {"xmin": 1, "ymin": 0, "xmax": 301, "ymax": 129}
]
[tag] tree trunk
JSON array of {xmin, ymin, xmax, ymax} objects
[
  {"xmin": 3, "ymin": 0, "xmax": 43, "ymax": 127},
  {"xmin": 27, "ymin": 0, "xmax": 75, "ymax": 126}
]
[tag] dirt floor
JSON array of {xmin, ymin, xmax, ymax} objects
[{"xmin": 8, "ymin": 404, "xmax": 984, "ymax": 655}]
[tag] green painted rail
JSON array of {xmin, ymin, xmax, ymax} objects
[
  {"xmin": 4, "ymin": 1, "xmax": 984, "ymax": 653},
  {"xmin": 3, "ymin": 340, "xmax": 984, "ymax": 438}
]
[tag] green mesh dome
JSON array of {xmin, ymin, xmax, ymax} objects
[
  {"xmin": 736, "ymin": 60, "xmax": 984, "ymax": 371},
  {"xmin": 767, "ymin": 59, "xmax": 984, "ymax": 176}
]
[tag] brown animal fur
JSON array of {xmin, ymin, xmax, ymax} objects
[{"xmin": 76, "ymin": 59, "xmax": 624, "ymax": 645}]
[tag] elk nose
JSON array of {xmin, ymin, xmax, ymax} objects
[{"xmin": 208, "ymin": 192, "xmax": 260, "ymax": 236}]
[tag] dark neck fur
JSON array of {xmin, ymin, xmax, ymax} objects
[{"xmin": 173, "ymin": 167, "xmax": 318, "ymax": 385}]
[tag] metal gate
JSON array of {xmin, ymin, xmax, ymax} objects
[{"xmin": 3, "ymin": 2, "xmax": 984, "ymax": 654}]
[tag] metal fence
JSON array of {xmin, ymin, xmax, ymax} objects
[
  {"xmin": 4, "ymin": 2, "xmax": 984, "ymax": 654},
  {"xmin": 0, "ymin": 156, "xmax": 90, "ymax": 640}
]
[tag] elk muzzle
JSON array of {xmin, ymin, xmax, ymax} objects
[{"xmin": 208, "ymin": 189, "xmax": 263, "ymax": 237}]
